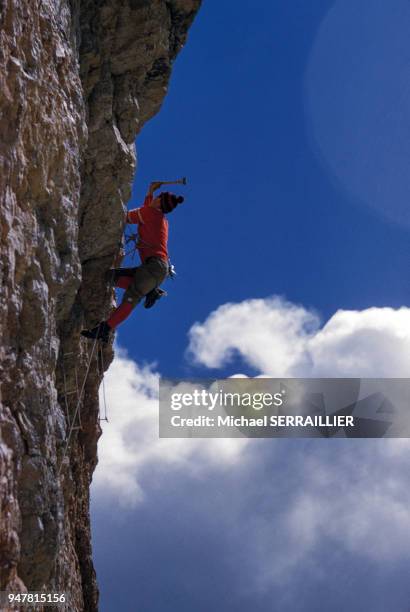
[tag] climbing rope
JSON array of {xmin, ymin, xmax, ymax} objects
[
  {"xmin": 61, "ymin": 354, "xmax": 72, "ymax": 426},
  {"xmin": 58, "ymin": 243, "xmax": 121, "ymax": 470},
  {"xmin": 58, "ymin": 332, "xmax": 100, "ymax": 474},
  {"xmin": 58, "ymin": 193, "xmax": 181, "ymax": 471},
  {"xmin": 99, "ymin": 345, "xmax": 109, "ymax": 423}
]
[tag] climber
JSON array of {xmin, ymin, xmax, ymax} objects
[{"xmin": 80, "ymin": 180, "xmax": 185, "ymax": 343}]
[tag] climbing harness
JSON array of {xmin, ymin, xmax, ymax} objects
[{"xmin": 124, "ymin": 229, "xmax": 177, "ymax": 281}]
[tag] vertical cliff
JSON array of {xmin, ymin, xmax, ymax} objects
[{"xmin": 0, "ymin": 1, "xmax": 201, "ymax": 609}]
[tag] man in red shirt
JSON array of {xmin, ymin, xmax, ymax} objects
[{"xmin": 81, "ymin": 182, "xmax": 184, "ymax": 342}]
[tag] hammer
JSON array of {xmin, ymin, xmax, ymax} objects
[{"xmin": 153, "ymin": 177, "xmax": 187, "ymax": 186}]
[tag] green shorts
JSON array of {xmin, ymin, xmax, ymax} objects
[{"xmin": 123, "ymin": 257, "xmax": 169, "ymax": 306}]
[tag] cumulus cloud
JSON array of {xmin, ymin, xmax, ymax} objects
[
  {"xmin": 93, "ymin": 297, "xmax": 410, "ymax": 586},
  {"xmin": 220, "ymin": 439, "xmax": 410, "ymax": 598},
  {"xmin": 92, "ymin": 348, "xmax": 249, "ymax": 508},
  {"xmin": 181, "ymin": 296, "xmax": 410, "ymax": 575},
  {"xmin": 188, "ymin": 296, "xmax": 410, "ymax": 377},
  {"xmin": 272, "ymin": 441, "xmax": 410, "ymax": 577}
]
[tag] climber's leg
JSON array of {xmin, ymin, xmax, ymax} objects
[
  {"xmin": 107, "ymin": 257, "xmax": 169, "ymax": 329},
  {"xmin": 115, "ymin": 276, "xmax": 133, "ymax": 290},
  {"xmin": 105, "ymin": 267, "xmax": 135, "ymax": 286},
  {"xmin": 81, "ymin": 258, "xmax": 169, "ymax": 340},
  {"xmin": 106, "ymin": 300, "xmax": 134, "ymax": 328}
]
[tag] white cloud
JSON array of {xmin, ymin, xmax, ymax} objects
[
  {"xmin": 188, "ymin": 297, "xmax": 318, "ymax": 375},
  {"xmin": 246, "ymin": 440, "xmax": 410, "ymax": 589},
  {"xmin": 188, "ymin": 297, "xmax": 410, "ymax": 377},
  {"xmin": 183, "ymin": 296, "xmax": 410, "ymax": 574},
  {"xmin": 93, "ymin": 297, "xmax": 410, "ymax": 580},
  {"xmin": 92, "ymin": 347, "xmax": 249, "ymax": 508}
]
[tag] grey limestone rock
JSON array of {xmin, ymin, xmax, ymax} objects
[{"xmin": 0, "ymin": 0, "xmax": 201, "ymax": 609}]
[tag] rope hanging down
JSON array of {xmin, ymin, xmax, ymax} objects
[
  {"xmin": 58, "ymin": 216, "xmax": 129, "ymax": 470},
  {"xmin": 98, "ymin": 344, "xmax": 109, "ymax": 423},
  {"xmin": 58, "ymin": 332, "xmax": 100, "ymax": 474},
  {"xmin": 59, "ymin": 232, "xmax": 126, "ymax": 471},
  {"xmin": 59, "ymin": 184, "xmax": 187, "ymax": 471},
  {"xmin": 60, "ymin": 352, "xmax": 82, "ymax": 430}
]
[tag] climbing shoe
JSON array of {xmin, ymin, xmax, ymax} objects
[
  {"xmin": 80, "ymin": 321, "xmax": 112, "ymax": 343},
  {"xmin": 144, "ymin": 287, "xmax": 167, "ymax": 309}
]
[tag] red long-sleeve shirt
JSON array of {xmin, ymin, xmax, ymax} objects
[{"xmin": 127, "ymin": 194, "xmax": 169, "ymax": 263}]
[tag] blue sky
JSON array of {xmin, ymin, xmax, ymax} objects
[
  {"xmin": 91, "ymin": 1, "xmax": 410, "ymax": 610},
  {"xmin": 109, "ymin": 0, "xmax": 410, "ymax": 379}
]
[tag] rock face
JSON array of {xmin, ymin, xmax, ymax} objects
[{"xmin": 0, "ymin": 1, "xmax": 201, "ymax": 609}]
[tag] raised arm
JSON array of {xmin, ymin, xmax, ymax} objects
[{"xmin": 148, "ymin": 181, "xmax": 164, "ymax": 196}]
